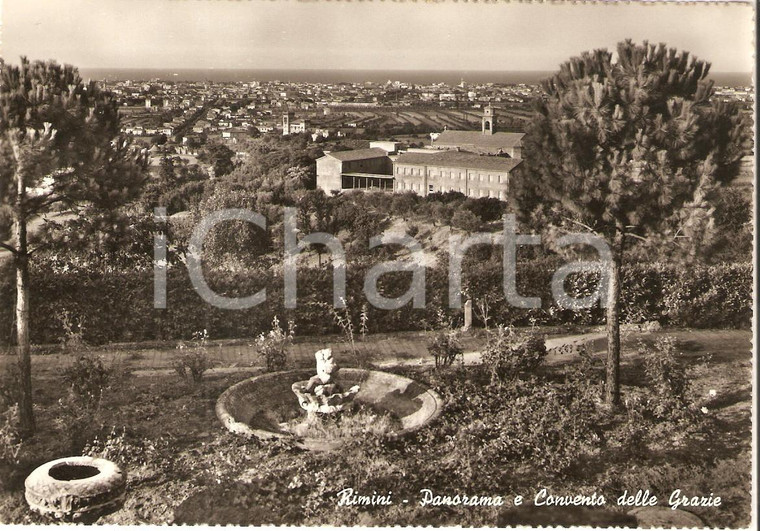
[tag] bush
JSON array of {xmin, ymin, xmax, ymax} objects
[
  {"xmin": 83, "ymin": 426, "xmax": 171, "ymax": 471},
  {"xmin": 56, "ymin": 354, "xmax": 115, "ymax": 452},
  {"xmin": 451, "ymin": 210, "xmax": 481, "ymax": 233},
  {"xmin": 479, "ymin": 379, "xmax": 603, "ymax": 472},
  {"xmin": 0, "ymin": 259, "xmax": 749, "ymax": 347},
  {"xmin": 57, "ymin": 309, "xmax": 88, "ymax": 352},
  {"xmin": 640, "ymin": 336, "xmax": 691, "ymax": 420},
  {"xmin": 480, "ymin": 325, "xmax": 546, "ymax": 384},
  {"xmin": 0, "ymin": 370, "xmax": 22, "ymax": 464},
  {"xmin": 256, "ymin": 317, "xmax": 295, "ymax": 372},
  {"xmin": 660, "ymin": 263, "xmax": 752, "ymax": 328},
  {"xmin": 425, "ymin": 371, "xmax": 603, "ymax": 477},
  {"xmin": 62, "ymin": 354, "xmax": 112, "ymax": 408},
  {"xmin": 174, "ymin": 330, "xmax": 215, "ymax": 383},
  {"xmin": 427, "ymin": 330, "xmax": 463, "ymax": 369},
  {"xmin": 0, "ymin": 404, "xmax": 21, "ymax": 464}
]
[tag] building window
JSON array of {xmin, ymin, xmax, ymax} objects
[{"xmin": 428, "ymin": 184, "xmax": 434, "ymax": 193}]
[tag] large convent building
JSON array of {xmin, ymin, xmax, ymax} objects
[{"xmin": 316, "ymin": 105, "xmax": 523, "ymax": 201}]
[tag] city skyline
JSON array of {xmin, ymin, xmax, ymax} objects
[{"xmin": 1, "ymin": 0, "xmax": 755, "ymax": 74}]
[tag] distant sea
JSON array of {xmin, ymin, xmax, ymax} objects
[{"xmin": 78, "ymin": 68, "xmax": 753, "ymax": 87}]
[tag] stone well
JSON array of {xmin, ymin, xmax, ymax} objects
[{"xmin": 216, "ymin": 368, "xmax": 443, "ymax": 449}]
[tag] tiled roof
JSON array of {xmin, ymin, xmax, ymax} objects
[
  {"xmin": 395, "ymin": 150, "xmax": 522, "ymax": 172},
  {"xmin": 432, "ymin": 130, "xmax": 524, "ymax": 150},
  {"xmin": 325, "ymin": 147, "xmax": 389, "ymax": 162}
]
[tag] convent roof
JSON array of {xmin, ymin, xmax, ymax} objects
[
  {"xmin": 395, "ymin": 150, "xmax": 522, "ymax": 172},
  {"xmin": 324, "ymin": 147, "xmax": 389, "ymax": 162},
  {"xmin": 432, "ymin": 130, "xmax": 524, "ymax": 151}
]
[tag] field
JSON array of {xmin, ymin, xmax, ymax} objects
[{"xmin": 317, "ymin": 106, "xmax": 532, "ymax": 133}]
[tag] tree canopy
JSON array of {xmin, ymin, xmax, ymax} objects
[
  {"xmin": 0, "ymin": 58, "xmax": 145, "ymax": 242},
  {"xmin": 512, "ymin": 40, "xmax": 747, "ymax": 406},
  {"xmin": 514, "ymin": 40, "xmax": 747, "ymax": 246}
]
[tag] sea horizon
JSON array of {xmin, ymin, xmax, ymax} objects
[{"xmin": 78, "ymin": 67, "xmax": 753, "ymax": 87}]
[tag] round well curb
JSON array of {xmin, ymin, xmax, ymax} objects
[{"xmin": 24, "ymin": 456, "xmax": 126, "ymax": 521}]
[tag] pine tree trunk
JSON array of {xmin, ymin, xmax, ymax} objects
[
  {"xmin": 14, "ymin": 165, "xmax": 35, "ymax": 436},
  {"xmin": 603, "ymin": 231, "xmax": 624, "ymax": 407}
]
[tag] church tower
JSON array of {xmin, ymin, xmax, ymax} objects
[
  {"xmin": 482, "ymin": 104, "xmax": 495, "ymax": 135},
  {"xmin": 282, "ymin": 111, "xmax": 293, "ymax": 136}
]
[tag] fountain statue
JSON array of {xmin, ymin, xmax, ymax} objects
[{"xmin": 291, "ymin": 348, "xmax": 360, "ymax": 414}]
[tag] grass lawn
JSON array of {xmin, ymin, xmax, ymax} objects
[{"xmin": 0, "ymin": 328, "xmax": 752, "ymax": 526}]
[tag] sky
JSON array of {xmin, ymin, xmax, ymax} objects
[{"xmin": 0, "ymin": 0, "xmax": 755, "ymax": 73}]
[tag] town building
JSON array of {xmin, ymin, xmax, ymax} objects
[
  {"xmin": 282, "ymin": 112, "xmax": 308, "ymax": 135},
  {"xmin": 369, "ymin": 141, "xmax": 400, "ymax": 155},
  {"xmin": 393, "ymin": 150, "xmax": 520, "ymax": 200},
  {"xmin": 316, "ymin": 148, "xmax": 394, "ymax": 193}
]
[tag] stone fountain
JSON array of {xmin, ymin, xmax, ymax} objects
[
  {"xmin": 290, "ymin": 348, "xmax": 360, "ymax": 414},
  {"xmin": 216, "ymin": 348, "xmax": 444, "ymax": 451}
]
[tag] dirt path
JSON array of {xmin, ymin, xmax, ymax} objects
[{"xmin": 6, "ymin": 329, "xmax": 748, "ymax": 380}]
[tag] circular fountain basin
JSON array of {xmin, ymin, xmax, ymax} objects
[{"xmin": 216, "ymin": 368, "xmax": 443, "ymax": 450}]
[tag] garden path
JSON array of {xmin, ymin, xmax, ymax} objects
[{"xmin": 1, "ymin": 328, "xmax": 748, "ymax": 377}]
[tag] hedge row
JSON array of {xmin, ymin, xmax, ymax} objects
[{"xmin": 0, "ymin": 260, "xmax": 751, "ymax": 346}]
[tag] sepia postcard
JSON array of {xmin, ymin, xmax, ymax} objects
[{"xmin": 0, "ymin": 0, "xmax": 755, "ymax": 528}]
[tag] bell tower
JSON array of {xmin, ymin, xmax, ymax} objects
[
  {"xmin": 482, "ymin": 104, "xmax": 495, "ymax": 135},
  {"xmin": 283, "ymin": 111, "xmax": 293, "ymax": 136}
]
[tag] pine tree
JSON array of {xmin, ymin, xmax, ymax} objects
[
  {"xmin": 513, "ymin": 40, "xmax": 747, "ymax": 406},
  {"xmin": 0, "ymin": 58, "xmax": 146, "ymax": 435}
]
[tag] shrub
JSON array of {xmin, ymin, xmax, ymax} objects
[
  {"xmin": 62, "ymin": 354, "xmax": 112, "ymax": 408},
  {"xmin": 83, "ymin": 426, "xmax": 171, "ymax": 470},
  {"xmin": 463, "ymin": 196, "xmax": 504, "ymax": 222},
  {"xmin": 0, "ymin": 372, "xmax": 22, "ymax": 464},
  {"xmin": 640, "ymin": 336, "xmax": 691, "ymax": 420},
  {"xmin": 427, "ymin": 330, "xmax": 463, "ymax": 369},
  {"xmin": 174, "ymin": 330, "xmax": 215, "ymax": 383},
  {"xmin": 57, "ymin": 309, "xmax": 88, "ymax": 352},
  {"xmin": 479, "ymin": 379, "xmax": 603, "ymax": 472},
  {"xmin": 0, "ymin": 404, "xmax": 22, "ymax": 464},
  {"xmin": 329, "ymin": 303, "xmax": 369, "ymax": 369},
  {"xmin": 0, "ymin": 259, "xmax": 749, "ymax": 347},
  {"xmin": 451, "ymin": 209, "xmax": 481, "ymax": 233},
  {"xmin": 480, "ymin": 325, "xmax": 547, "ymax": 384},
  {"xmin": 425, "ymin": 372, "xmax": 603, "ymax": 477},
  {"xmin": 661, "ymin": 263, "xmax": 752, "ymax": 328},
  {"xmin": 406, "ymin": 223, "xmax": 420, "ymax": 237},
  {"xmin": 256, "ymin": 317, "xmax": 295, "ymax": 372},
  {"xmin": 56, "ymin": 355, "xmax": 113, "ymax": 452}
]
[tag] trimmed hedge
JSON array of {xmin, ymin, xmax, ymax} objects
[{"xmin": 0, "ymin": 260, "xmax": 751, "ymax": 346}]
